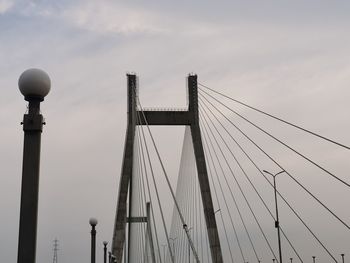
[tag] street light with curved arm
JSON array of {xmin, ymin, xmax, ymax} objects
[{"xmin": 263, "ymin": 170, "xmax": 285, "ymax": 263}]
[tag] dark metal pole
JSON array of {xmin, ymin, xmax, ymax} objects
[
  {"xmin": 264, "ymin": 170, "xmax": 285, "ymax": 263},
  {"xmin": 103, "ymin": 241, "xmax": 108, "ymax": 263},
  {"xmin": 90, "ymin": 218, "xmax": 98, "ymax": 263},
  {"xmin": 188, "ymin": 241, "xmax": 190, "ymax": 263},
  {"xmin": 290, "ymin": 258, "xmax": 293, "ymax": 263},
  {"xmin": 312, "ymin": 256, "xmax": 315, "ymax": 263},
  {"xmin": 341, "ymin": 254, "xmax": 345, "ymax": 263},
  {"xmin": 17, "ymin": 69, "xmax": 50, "ymax": 263},
  {"xmin": 274, "ymin": 176, "xmax": 283, "ymax": 263}
]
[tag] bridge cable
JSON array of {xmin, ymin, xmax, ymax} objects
[
  {"xmin": 197, "ymin": 170, "xmax": 205, "ymax": 262},
  {"xmin": 199, "ymin": 88, "xmax": 350, "ymax": 189},
  {"xmin": 200, "ymin": 117, "xmax": 248, "ymax": 263},
  {"xmin": 174, "ymin": 133, "xmax": 195, "ymax": 263},
  {"xmin": 199, "ymin": 91, "xmax": 350, "ymax": 231},
  {"xmin": 138, "ymin": 130, "xmax": 151, "ymax": 262},
  {"xmin": 137, "ymin": 116, "xmax": 164, "ymax": 263},
  {"xmin": 134, "ymin": 131, "xmax": 144, "ymax": 261},
  {"xmin": 200, "ymin": 103, "xmax": 280, "ymax": 262},
  {"xmin": 201, "ymin": 122, "xmax": 238, "ymax": 263},
  {"xmin": 137, "ymin": 99, "xmax": 201, "ymax": 263},
  {"xmin": 200, "ymin": 108, "xmax": 268, "ymax": 263},
  {"xmin": 199, "ymin": 94, "xmax": 339, "ymax": 263},
  {"xmin": 169, "ymin": 144, "xmax": 185, "ymax": 263},
  {"xmin": 138, "ymin": 131, "xmax": 164, "ymax": 263},
  {"xmin": 178, "ymin": 150, "xmax": 190, "ymax": 263},
  {"xmin": 136, "ymin": 111, "xmax": 173, "ymax": 263},
  {"xmin": 199, "ymin": 97, "xmax": 304, "ymax": 262},
  {"xmin": 136, "ymin": 128, "xmax": 159, "ymax": 262},
  {"xmin": 198, "ymin": 83, "xmax": 350, "ymax": 151},
  {"xmin": 168, "ymin": 128, "xmax": 193, "ymax": 263}
]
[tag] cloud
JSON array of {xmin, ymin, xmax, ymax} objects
[
  {"xmin": 0, "ymin": 0, "xmax": 14, "ymax": 13},
  {"xmin": 61, "ymin": 1, "xmax": 166, "ymax": 35}
]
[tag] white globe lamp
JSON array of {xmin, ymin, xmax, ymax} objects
[{"xmin": 18, "ymin": 68, "xmax": 51, "ymax": 101}]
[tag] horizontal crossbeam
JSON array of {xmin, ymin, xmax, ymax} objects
[
  {"xmin": 136, "ymin": 111, "xmax": 191, "ymax": 125},
  {"xmin": 127, "ymin": 217, "xmax": 147, "ymax": 223}
]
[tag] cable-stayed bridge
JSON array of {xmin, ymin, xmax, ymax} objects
[{"xmin": 110, "ymin": 74, "xmax": 349, "ymax": 263}]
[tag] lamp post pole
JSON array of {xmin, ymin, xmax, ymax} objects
[
  {"xmin": 290, "ymin": 258, "xmax": 293, "ymax": 263},
  {"xmin": 17, "ymin": 69, "xmax": 51, "ymax": 263},
  {"xmin": 103, "ymin": 241, "xmax": 108, "ymax": 263},
  {"xmin": 263, "ymin": 170, "xmax": 285, "ymax": 263},
  {"xmin": 341, "ymin": 254, "xmax": 345, "ymax": 263},
  {"xmin": 89, "ymin": 218, "xmax": 98, "ymax": 263},
  {"xmin": 187, "ymin": 227, "xmax": 193, "ymax": 263},
  {"xmin": 312, "ymin": 256, "xmax": 316, "ymax": 263}
]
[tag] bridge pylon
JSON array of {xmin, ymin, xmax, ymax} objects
[{"xmin": 111, "ymin": 74, "xmax": 223, "ymax": 263}]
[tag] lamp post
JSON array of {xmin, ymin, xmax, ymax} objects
[
  {"xmin": 103, "ymin": 241, "xmax": 108, "ymax": 263},
  {"xmin": 187, "ymin": 227, "xmax": 193, "ymax": 263},
  {"xmin": 17, "ymin": 68, "xmax": 51, "ymax": 263},
  {"xmin": 89, "ymin": 218, "xmax": 98, "ymax": 263},
  {"xmin": 312, "ymin": 256, "xmax": 316, "ymax": 263},
  {"xmin": 263, "ymin": 170, "xmax": 285, "ymax": 263},
  {"xmin": 341, "ymin": 254, "xmax": 345, "ymax": 263},
  {"xmin": 290, "ymin": 258, "xmax": 293, "ymax": 263}
]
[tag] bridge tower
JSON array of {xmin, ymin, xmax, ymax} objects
[{"xmin": 111, "ymin": 74, "xmax": 223, "ymax": 263}]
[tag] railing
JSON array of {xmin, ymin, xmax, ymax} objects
[{"xmin": 138, "ymin": 107, "xmax": 188, "ymax": 112}]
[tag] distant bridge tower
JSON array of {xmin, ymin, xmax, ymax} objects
[
  {"xmin": 111, "ymin": 74, "xmax": 223, "ymax": 263},
  {"xmin": 52, "ymin": 239, "xmax": 58, "ymax": 263}
]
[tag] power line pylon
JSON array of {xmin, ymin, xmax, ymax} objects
[
  {"xmin": 52, "ymin": 239, "xmax": 58, "ymax": 263},
  {"xmin": 111, "ymin": 74, "xmax": 223, "ymax": 263}
]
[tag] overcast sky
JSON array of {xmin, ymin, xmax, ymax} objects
[{"xmin": 1, "ymin": 1, "xmax": 350, "ymax": 262}]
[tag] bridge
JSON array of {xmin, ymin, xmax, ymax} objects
[{"xmin": 110, "ymin": 74, "xmax": 349, "ymax": 263}]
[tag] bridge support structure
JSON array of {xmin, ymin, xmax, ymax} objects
[{"xmin": 111, "ymin": 74, "xmax": 223, "ymax": 263}]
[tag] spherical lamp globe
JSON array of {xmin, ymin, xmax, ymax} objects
[
  {"xmin": 103, "ymin": 241, "xmax": 108, "ymax": 246},
  {"xmin": 18, "ymin": 68, "xmax": 51, "ymax": 101},
  {"xmin": 89, "ymin": 217, "xmax": 98, "ymax": 226}
]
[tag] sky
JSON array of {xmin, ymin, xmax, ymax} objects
[{"xmin": 1, "ymin": 0, "xmax": 350, "ymax": 262}]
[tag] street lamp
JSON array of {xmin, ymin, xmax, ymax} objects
[
  {"xmin": 187, "ymin": 227, "xmax": 193, "ymax": 263},
  {"xmin": 341, "ymin": 254, "xmax": 345, "ymax": 263},
  {"xmin": 17, "ymin": 68, "xmax": 51, "ymax": 263},
  {"xmin": 103, "ymin": 241, "xmax": 108, "ymax": 263},
  {"xmin": 312, "ymin": 256, "xmax": 316, "ymax": 263},
  {"xmin": 89, "ymin": 218, "xmax": 98, "ymax": 263},
  {"xmin": 263, "ymin": 170, "xmax": 285, "ymax": 263}
]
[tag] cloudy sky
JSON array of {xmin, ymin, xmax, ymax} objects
[{"xmin": 1, "ymin": 0, "xmax": 350, "ymax": 262}]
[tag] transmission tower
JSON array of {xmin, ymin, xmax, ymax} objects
[{"xmin": 52, "ymin": 238, "xmax": 59, "ymax": 263}]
